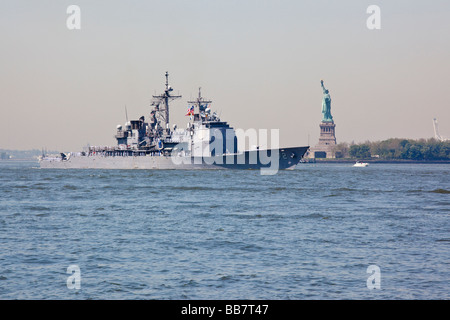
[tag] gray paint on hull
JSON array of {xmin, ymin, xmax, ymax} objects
[{"xmin": 40, "ymin": 147, "xmax": 309, "ymax": 170}]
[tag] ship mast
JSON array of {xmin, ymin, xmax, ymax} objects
[{"xmin": 151, "ymin": 72, "xmax": 181, "ymax": 134}]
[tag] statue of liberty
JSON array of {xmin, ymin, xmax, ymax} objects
[{"xmin": 321, "ymin": 80, "xmax": 333, "ymax": 122}]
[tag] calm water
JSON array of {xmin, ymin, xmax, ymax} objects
[{"xmin": 0, "ymin": 161, "xmax": 448, "ymax": 300}]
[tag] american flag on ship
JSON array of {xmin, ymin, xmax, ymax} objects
[{"xmin": 185, "ymin": 105, "xmax": 194, "ymax": 116}]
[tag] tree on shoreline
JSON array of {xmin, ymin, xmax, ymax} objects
[
  {"xmin": 349, "ymin": 144, "xmax": 371, "ymax": 159},
  {"xmin": 331, "ymin": 138, "xmax": 449, "ymax": 160}
]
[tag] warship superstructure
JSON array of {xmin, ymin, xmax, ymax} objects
[{"xmin": 39, "ymin": 73, "xmax": 309, "ymax": 171}]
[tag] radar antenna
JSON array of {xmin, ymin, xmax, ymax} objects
[{"xmin": 187, "ymin": 87, "xmax": 212, "ymax": 122}]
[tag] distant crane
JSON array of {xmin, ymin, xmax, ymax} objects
[{"xmin": 433, "ymin": 118, "xmax": 448, "ymax": 141}]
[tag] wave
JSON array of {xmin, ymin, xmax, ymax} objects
[
  {"xmin": 25, "ymin": 206, "xmax": 51, "ymax": 211},
  {"xmin": 430, "ymin": 189, "xmax": 450, "ymax": 194},
  {"xmin": 303, "ymin": 213, "xmax": 330, "ymax": 219},
  {"xmin": 406, "ymin": 188, "xmax": 450, "ymax": 194},
  {"xmin": 62, "ymin": 185, "xmax": 78, "ymax": 190}
]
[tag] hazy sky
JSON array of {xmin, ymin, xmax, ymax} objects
[{"xmin": 1, "ymin": 0, "xmax": 449, "ymax": 151}]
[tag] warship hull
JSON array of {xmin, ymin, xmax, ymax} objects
[{"xmin": 39, "ymin": 146, "xmax": 309, "ymax": 171}]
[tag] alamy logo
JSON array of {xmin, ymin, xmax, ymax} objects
[
  {"xmin": 366, "ymin": 265, "xmax": 381, "ymax": 289},
  {"xmin": 67, "ymin": 265, "xmax": 81, "ymax": 290},
  {"xmin": 66, "ymin": 5, "xmax": 81, "ymax": 30},
  {"xmin": 366, "ymin": 5, "xmax": 381, "ymax": 30},
  {"xmin": 170, "ymin": 128, "xmax": 280, "ymax": 175}
]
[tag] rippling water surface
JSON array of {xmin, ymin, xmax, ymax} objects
[{"xmin": 0, "ymin": 161, "xmax": 448, "ymax": 299}]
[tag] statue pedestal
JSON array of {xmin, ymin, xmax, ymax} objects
[{"xmin": 310, "ymin": 121, "xmax": 337, "ymax": 158}]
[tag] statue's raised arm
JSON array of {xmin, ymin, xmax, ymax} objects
[{"xmin": 321, "ymin": 80, "xmax": 327, "ymax": 93}]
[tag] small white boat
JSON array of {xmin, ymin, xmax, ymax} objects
[{"xmin": 353, "ymin": 161, "xmax": 369, "ymax": 167}]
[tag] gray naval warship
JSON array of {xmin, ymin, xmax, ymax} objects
[{"xmin": 40, "ymin": 73, "xmax": 309, "ymax": 173}]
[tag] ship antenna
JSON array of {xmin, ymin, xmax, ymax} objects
[
  {"xmin": 125, "ymin": 105, "xmax": 129, "ymax": 122},
  {"xmin": 165, "ymin": 71, "xmax": 169, "ymax": 91}
]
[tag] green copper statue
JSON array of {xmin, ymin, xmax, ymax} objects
[{"xmin": 321, "ymin": 80, "xmax": 333, "ymax": 122}]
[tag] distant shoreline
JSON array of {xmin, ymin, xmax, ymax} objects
[
  {"xmin": 0, "ymin": 159, "xmax": 39, "ymax": 162},
  {"xmin": 308, "ymin": 159, "xmax": 450, "ymax": 164},
  {"xmin": 1, "ymin": 158, "xmax": 449, "ymax": 165}
]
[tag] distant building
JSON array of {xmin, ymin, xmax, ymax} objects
[{"xmin": 0, "ymin": 152, "xmax": 11, "ymax": 160}]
